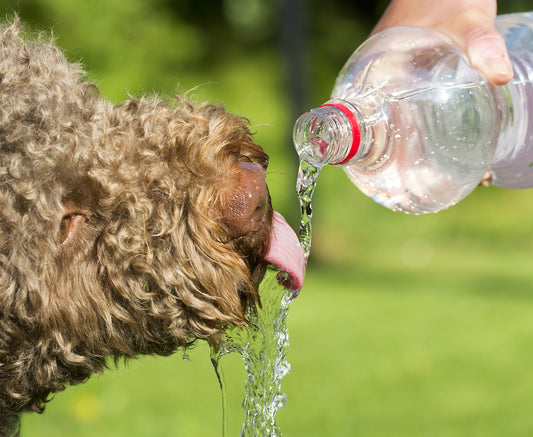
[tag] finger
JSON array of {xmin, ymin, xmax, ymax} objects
[{"xmin": 464, "ymin": 25, "xmax": 513, "ymax": 85}]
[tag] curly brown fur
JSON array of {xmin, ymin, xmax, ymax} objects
[{"xmin": 0, "ymin": 20, "xmax": 273, "ymax": 433}]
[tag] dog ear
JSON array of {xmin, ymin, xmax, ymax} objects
[
  {"xmin": 58, "ymin": 212, "xmax": 86, "ymax": 247},
  {"xmin": 58, "ymin": 176, "xmax": 102, "ymax": 247}
]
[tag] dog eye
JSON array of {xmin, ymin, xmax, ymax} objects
[
  {"xmin": 258, "ymin": 156, "xmax": 269, "ymax": 170},
  {"xmin": 239, "ymin": 153, "xmax": 268, "ymax": 170}
]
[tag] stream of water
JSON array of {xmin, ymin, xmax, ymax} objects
[
  {"xmin": 210, "ymin": 159, "xmax": 322, "ymax": 436},
  {"xmin": 211, "ymin": 267, "xmax": 294, "ymax": 436},
  {"xmin": 296, "ymin": 160, "xmax": 322, "ymax": 257}
]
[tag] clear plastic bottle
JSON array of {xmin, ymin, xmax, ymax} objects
[{"xmin": 293, "ymin": 12, "xmax": 533, "ymax": 214}]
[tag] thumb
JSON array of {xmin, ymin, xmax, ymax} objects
[{"xmin": 464, "ymin": 25, "xmax": 513, "ymax": 85}]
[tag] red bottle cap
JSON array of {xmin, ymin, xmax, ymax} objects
[{"xmin": 320, "ymin": 103, "xmax": 361, "ymax": 165}]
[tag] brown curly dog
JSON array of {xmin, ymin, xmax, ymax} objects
[{"xmin": 0, "ymin": 20, "xmax": 305, "ymax": 435}]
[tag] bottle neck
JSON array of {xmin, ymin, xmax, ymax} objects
[{"xmin": 293, "ymin": 100, "xmax": 364, "ymax": 166}]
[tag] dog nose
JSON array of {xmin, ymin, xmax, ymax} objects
[{"xmin": 220, "ymin": 161, "xmax": 270, "ymax": 238}]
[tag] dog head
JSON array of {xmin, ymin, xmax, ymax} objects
[{"xmin": 0, "ymin": 21, "xmax": 305, "ymax": 424}]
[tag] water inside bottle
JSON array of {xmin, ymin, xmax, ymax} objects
[{"xmin": 342, "ymin": 82, "xmax": 496, "ymax": 213}]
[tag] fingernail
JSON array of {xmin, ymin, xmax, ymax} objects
[{"xmin": 482, "ymin": 54, "xmax": 513, "ymax": 78}]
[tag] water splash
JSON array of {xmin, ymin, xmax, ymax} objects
[{"xmin": 211, "ymin": 266, "xmax": 294, "ymax": 436}]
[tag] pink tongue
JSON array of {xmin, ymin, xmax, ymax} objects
[{"xmin": 264, "ymin": 211, "xmax": 306, "ymax": 291}]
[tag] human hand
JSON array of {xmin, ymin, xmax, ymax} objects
[{"xmin": 371, "ymin": 0, "xmax": 513, "ymax": 85}]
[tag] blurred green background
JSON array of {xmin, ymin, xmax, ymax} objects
[{"xmin": 2, "ymin": 0, "xmax": 533, "ymax": 435}]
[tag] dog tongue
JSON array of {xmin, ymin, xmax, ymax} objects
[{"xmin": 264, "ymin": 211, "xmax": 306, "ymax": 291}]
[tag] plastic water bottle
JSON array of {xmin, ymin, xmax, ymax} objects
[{"xmin": 293, "ymin": 12, "xmax": 533, "ymax": 214}]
